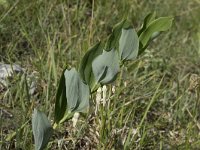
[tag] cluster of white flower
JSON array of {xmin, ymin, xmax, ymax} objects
[
  {"xmin": 72, "ymin": 85, "xmax": 116, "ymax": 126},
  {"xmin": 95, "ymin": 85, "xmax": 116, "ymax": 114},
  {"xmin": 112, "ymin": 85, "xmax": 115, "ymax": 93},
  {"xmin": 95, "ymin": 87, "xmax": 102, "ymax": 114},
  {"xmin": 72, "ymin": 112, "xmax": 80, "ymax": 127},
  {"xmin": 102, "ymin": 85, "xmax": 107, "ymax": 107}
]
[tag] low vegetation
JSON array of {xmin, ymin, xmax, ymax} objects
[{"xmin": 0, "ymin": 0, "xmax": 200, "ymax": 149}]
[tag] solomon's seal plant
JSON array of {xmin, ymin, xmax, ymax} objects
[{"xmin": 31, "ymin": 13, "xmax": 173, "ymax": 150}]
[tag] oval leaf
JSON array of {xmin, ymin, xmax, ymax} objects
[
  {"xmin": 32, "ymin": 109, "xmax": 53, "ymax": 150},
  {"xmin": 119, "ymin": 28, "xmax": 139, "ymax": 61},
  {"xmin": 106, "ymin": 19, "xmax": 131, "ymax": 50},
  {"xmin": 139, "ymin": 16, "xmax": 173, "ymax": 47},
  {"xmin": 79, "ymin": 42, "xmax": 103, "ymax": 91},
  {"xmin": 54, "ymin": 69, "xmax": 67, "ymax": 124},
  {"xmin": 92, "ymin": 49, "xmax": 120, "ymax": 84},
  {"xmin": 64, "ymin": 68, "xmax": 89, "ymax": 112},
  {"xmin": 137, "ymin": 12, "xmax": 156, "ymax": 36}
]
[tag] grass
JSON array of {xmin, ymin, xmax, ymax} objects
[{"xmin": 0, "ymin": 0, "xmax": 200, "ymax": 149}]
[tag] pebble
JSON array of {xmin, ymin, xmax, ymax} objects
[{"xmin": 0, "ymin": 63, "xmax": 36, "ymax": 95}]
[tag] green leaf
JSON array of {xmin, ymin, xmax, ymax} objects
[
  {"xmin": 79, "ymin": 42, "xmax": 103, "ymax": 91},
  {"xmin": 32, "ymin": 109, "xmax": 53, "ymax": 150},
  {"xmin": 139, "ymin": 16, "xmax": 173, "ymax": 47},
  {"xmin": 119, "ymin": 28, "xmax": 139, "ymax": 61},
  {"xmin": 64, "ymin": 68, "xmax": 89, "ymax": 112},
  {"xmin": 92, "ymin": 49, "xmax": 120, "ymax": 84},
  {"xmin": 105, "ymin": 19, "xmax": 131, "ymax": 50},
  {"xmin": 54, "ymin": 69, "xmax": 67, "ymax": 124},
  {"xmin": 138, "ymin": 32, "xmax": 161, "ymax": 55},
  {"xmin": 137, "ymin": 12, "xmax": 156, "ymax": 36}
]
